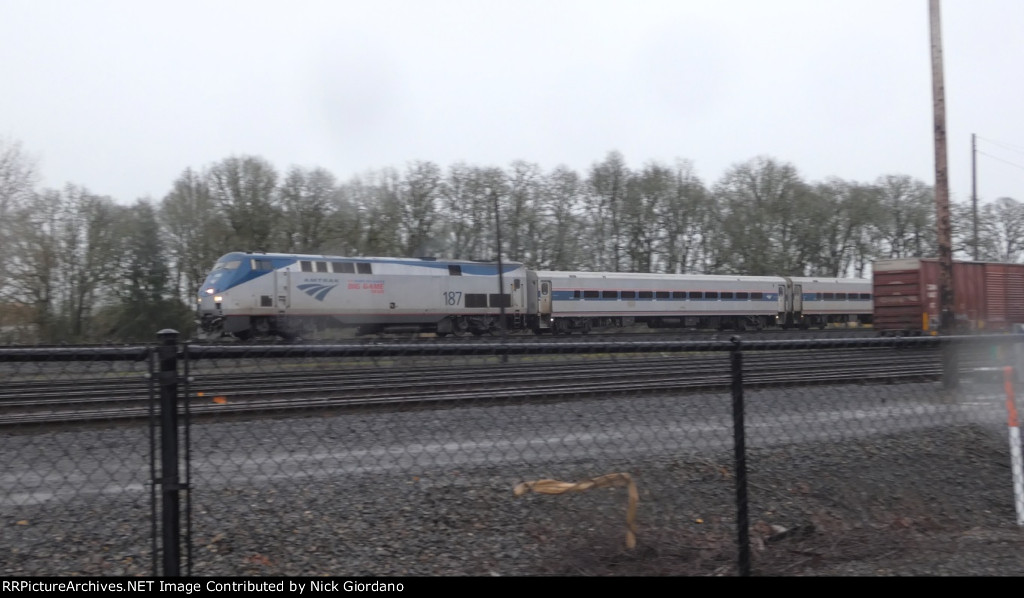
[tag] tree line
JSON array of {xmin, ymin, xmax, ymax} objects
[{"xmin": 0, "ymin": 138, "xmax": 1018, "ymax": 343}]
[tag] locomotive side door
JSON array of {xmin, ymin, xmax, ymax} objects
[
  {"xmin": 275, "ymin": 269, "xmax": 290, "ymax": 310},
  {"xmin": 778, "ymin": 284, "xmax": 788, "ymax": 319}
]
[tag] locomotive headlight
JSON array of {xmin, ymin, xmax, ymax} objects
[
  {"xmin": 205, "ymin": 288, "xmax": 215, "ymax": 295},
  {"xmin": 214, "ymin": 296, "xmax": 223, "ymax": 303}
]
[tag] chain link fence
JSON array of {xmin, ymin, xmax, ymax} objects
[{"xmin": 3, "ymin": 334, "xmax": 1024, "ymax": 576}]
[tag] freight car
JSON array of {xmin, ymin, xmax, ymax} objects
[
  {"xmin": 196, "ymin": 251, "xmax": 873, "ymax": 340},
  {"xmin": 873, "ymin": 257, "xmax": 1024, "ymax": 334}
]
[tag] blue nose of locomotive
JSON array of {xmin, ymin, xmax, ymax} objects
[{"xmin": 196, "ymin": 253, "xmax": 252, "ymax": 335}]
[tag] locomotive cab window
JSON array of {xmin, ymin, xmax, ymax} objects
[
  {"xmin": 214, "ymin": 260, "xmax": 241, "ymax": 270},
  {"xmin": 252, "ymin": 259, "xmax": 274, "ymax": 271}
]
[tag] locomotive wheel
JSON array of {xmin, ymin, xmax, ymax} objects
[{"xmin": 451, "ymin": 317, "xmax": 470, "ymax": 337}]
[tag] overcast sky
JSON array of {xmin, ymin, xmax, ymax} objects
[{"xmin": 2, "ymin": 0, "xmax": 1022, "ymax": 207}]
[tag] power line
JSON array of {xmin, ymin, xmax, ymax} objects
[
  {"xmin": 977, "ymin": 150, "xmax": 1024, "ymax": 173},
  {"xmin": 977, "ymin": 135, "xmax": 1024, "ymax": 156}
]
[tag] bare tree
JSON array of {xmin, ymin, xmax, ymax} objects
[
  {"xmin": 658, "ymin": 159, "xmax": 709, "ymax": 274},
  {"xmin": 871, "ymin": 174, "xmax": 935, "ymax": 259},
  {"xmin": 976, "ymin": 197, "xmax": 1024, "ymax": 262},
  {"xmin": 807, "ymin": 178, "xmax": 880, "ymax": 277},
  {"xmin": 586, "ymin": 151, "xmax": 630, "ymax": 271},
  {"xmin": 0, "ymin": 137, "xmax": 38, "ymax": 221},
  {"xmin": 160, "ymin": 168, "xmax": 232, "ymax": 301},
  {"xmin": 338, "ymin": 168, "xmax": 405, "ymax": 256},
  {"xmin": 398, "ymin": 161, "xmax": 442, "ymax": 257},
  {"xmin": 714, "ymin": 156, "xmax": 809, "ymax": 275},
  {"xmin": 99, "ymin": 200, "xmax": 191, "ymax": 341},
  {"xmin": 504, "ymin": 160, "xmax": 543, "ymax": 263},
  {"xmin": 438, "ymin": 163, "xmax": 495, "ymax": 260},
  {"xmin": 279, "ymin": 166, "xmax": 338, "ymax": 253},
  {"xmin": 4, "ymin": 189, "xmax": 61, "ymax": 341},
  {"xmin": 537, "ymin": 165, "xmax": 585, "ymax": 270},
  {"xmin": 0, "ymin": 137, "xmax": 40, "ymax": 334},
  {"xmin": 207, "ymin": 155, "xmax": 280, "ymax": 251},
  {"xmin": 618, "ymin": 163, "xmax": 655, "ymax": 272},
  {"xmin": 57, "ymin": 186, "xmax": 123, "ymax": 340}
]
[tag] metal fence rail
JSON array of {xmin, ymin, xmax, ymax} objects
[{"xmin": 2, "ymin": 334, "xmax": 1023, "ymax": 576}]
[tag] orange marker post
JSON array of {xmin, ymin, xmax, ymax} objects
[{"xmin": 1003, "ymin": 367, "xmax": 1024, "ymax": 526}]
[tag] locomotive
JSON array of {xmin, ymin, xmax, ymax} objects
[{"xmin": 196, "ymin": 251, "xmax": 873, "ymax": 340}]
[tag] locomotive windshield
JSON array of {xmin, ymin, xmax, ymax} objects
[
  {"xmin": 212, "ymin": 259, "xmax": 241, "ymax": 271},
  {"xmin": 202, "ymin": 259, "xmax": 242, "ymax": 287}
]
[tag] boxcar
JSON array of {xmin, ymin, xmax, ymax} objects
[{"xmin": 873, "ymin": 257, "xmax": 1024, "ymax": 334}]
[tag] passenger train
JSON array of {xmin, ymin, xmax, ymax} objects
[{"xmin": 196, "ymin": 252, "xmax": 873, "ymax": 340}]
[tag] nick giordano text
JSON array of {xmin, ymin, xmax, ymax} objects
[{"xmin": 2, "ymin": 580, "xmax": 404, "ymax": 593}]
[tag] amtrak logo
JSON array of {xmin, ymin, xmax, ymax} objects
[{"xmin": 297, "ymin": 283, "xmax": 338, "ymax": 301}]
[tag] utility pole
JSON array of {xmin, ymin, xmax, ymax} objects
[
  {"xmin": 490, "ymin": 187, "xmax": 507, "ymax": 336},
  {"xmin": 929, "ymin": 0, "xmax": 955, "ymax": 333},
  {"xmin": 972, "ymin": 133, "xmax": 979, "ymax": 260}
]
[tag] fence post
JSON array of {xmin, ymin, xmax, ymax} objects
[
  {"xmin": 731, "ymin": 336, "xmax": 751, "ymax": 577},
  {"xmin": 942, "ymin": 338, "xmax": 959, "ymax": 389},
  {"xmin": 156, "ymin": 329, "xmax": 182, "ymax": 576}
]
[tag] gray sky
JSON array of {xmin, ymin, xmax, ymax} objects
[{"xmin": 2, "ymin": 0, "xmax": 1022, "ymax": 206}]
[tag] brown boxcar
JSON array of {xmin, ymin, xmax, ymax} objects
[{"xmin": 873, "ymin": 258, "xmax": 1024, "ymax": 334}]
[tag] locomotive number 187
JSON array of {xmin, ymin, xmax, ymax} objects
[{"xmin": 443, "ymin": 291, "xmax": 462, "ymax": 306}]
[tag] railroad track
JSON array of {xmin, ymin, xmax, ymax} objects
[{"xmin": 0, "ymin": 345, "xmax": 958, "ymax": 426}]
